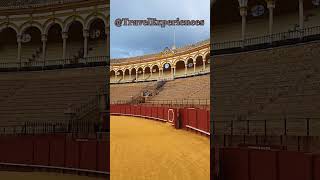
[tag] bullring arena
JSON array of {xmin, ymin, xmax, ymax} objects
[
  {"xmin": 110, "ymin": 40, "xmax": 210, "ymax": 179},
  {"xmin": 0, "ymin": 0, "xmax": 109, "ymax": 179},
  {"xmin": 212, "ymin": 0, "xmax": 320, "ymax": 179}
]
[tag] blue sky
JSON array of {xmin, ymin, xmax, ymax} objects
[{"xmin": 110, "ymin": 0, "xmax": 210, "ymax": 59}]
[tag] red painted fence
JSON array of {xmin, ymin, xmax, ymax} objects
[
  {"xmin": 219, "ymin": 147, "xmax": 320, "ymax": 180},
  {"xmin": 110, "ymin": 104, "xmax": 210, "ymax": 135},
  {"xmin": 0, "ymin": 134, "xmax": 109, "ymax": 173}
]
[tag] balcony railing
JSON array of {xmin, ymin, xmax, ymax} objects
[
  {"xmin": 0, "ymin": 56, "xmax": 109, "ymax": 71},
  {"xmin": 212, "ymin": 25, "xmax": 320, "ymax": 53},
  {"xmin": 0, "ymin": 0, "xmax": 89, "ymax": 9}
]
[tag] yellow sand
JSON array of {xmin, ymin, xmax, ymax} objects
[
  {"xmin": 110, "ymin": 116, "xmax": 210, "ymax": 180},
  {"xmin": 0, "ymin": 171, "xmax": 104, "ymax": 179}
]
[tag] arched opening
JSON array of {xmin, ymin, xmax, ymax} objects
[
  {"xmin": 47, "ymin": 24, "xmax": 62, "ymax": 62},
  {"xmin": 175, "ymin": 60, "xmax": 185, "ymax": 77},
  {"xmin": 186, "ymin": 58, "xmax": 194, "ymax": 75},
  {"xmin": 110, "ymin": 70, "xmax": 116, "ymax": 82},
  {"xmin": 204, "ymin": 53, "xmax": 210, "ymax": 71},
  {"xmin": 144, "ymin": 66, "xmax": 151, "ymax": 80},
  {"xmin": 162, "ymin": 62, "xmax": 172, "ymax": 78},
  {"xmin": 151, "ymin": 65, "xmax": 159, "ymax": 80},
  {"xmin": 67, "ymin": 21, "xmax": 84, "ymax": 62},
  {"xmin": 137, "ymin": 67, "xmax": 143, "ymax": 80},
  {"xmin": 0, "ymin": 27, "xmax": 17, "ymax": 63},
  {"xmin": 21, "ymin": 27, "xmax": 42, "ymax": 63},
  {"xmin": 124, "ymin": 69, "xmax": 130, "ymax": 81},
  {"xmin": 117, "ymin": 70, "xmax": 124, "ymax": 82},
  {"xmin": 131, "ymin": 68, "xmax": 137, "ymax": 82},
  {"xmin": 195, "ymin": 56, "xmax": 204, "ymax": 72},
  {"xmin": 88, "ymin": 18, "xmax": 106, "ymax": 57}
]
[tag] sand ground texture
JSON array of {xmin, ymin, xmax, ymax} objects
[
  {"xmin": 0, "ymin": 171, "xmax": 104, "ymax": 179},
  {"xmin": 110, "ymin": 116, "xmax": 210, "ymax": 180}
]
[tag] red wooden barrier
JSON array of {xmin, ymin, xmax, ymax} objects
[
  {"xmin": 221, "ymin": 148, "xmax": 249, "ymax": 180},
  {"xmin": 249, "ymin": 150, "xmax": 277, "ymax": 180},
  {"xmin": 49, "ymin": 135, "xmax": 65, "ymax": 167},
  {"xmin": 187, "ymin": 108, "xmax": 197, "ymax": 128},
  {"xmin": 79, "ymin": 140, "xmax": 97, "ymax": 170},
  {"xmin": 278, "ymin": 151, "xmax": 313, "ymax": 180},
  {"xmin": 33, "ymin": 136, "xmax": 50, "ymax": 166}
]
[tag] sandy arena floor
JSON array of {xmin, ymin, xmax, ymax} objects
[
  {"xmin": 0, "ymin": 171, "xmax": 104, "ymax": 180},
  {"xmin": 110, "ymin": 116, "xmax": 210, "ymax": 180}
]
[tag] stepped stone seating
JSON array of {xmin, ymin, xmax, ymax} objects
[
  {"xmin": 146, "ymin": 74, "xmax": 210, "ymax": 104},
  {"xmin": 0, "ymin": 66, "xmax": 106, "ymax": 126},
  {"xmin": 110, "ymin": 81, "xmax": 156, "ymax": 103},
  {"xmin": 213, "ymin": 41, "xmax": 320, "ymax": 136}
]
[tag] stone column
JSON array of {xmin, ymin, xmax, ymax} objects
[
  {"xmin": 143, "ymin": 69, "xmax": 145, "ymax": 80},
  {"xmin": 62, "ymin": 32, "xmax": 68, "ymax": 59},
  {"xmin": 17, "ymin": 35, "xmax": 22, "ymax": 67},
  {"xmin": 41, "ymin": 34, "xmax": 47, "ymax": 66},
  {"xmin": 83, "ymin": 29, "xmax": 89, "ymax": 58},
  {"xmin": 136, "ymin": 71, "xmax": 138, "ymax": 81},
  {"xmin": 184, "ymin": 62, "xmax": 188, "ymax": 76},
  {"xmin": 151, "ymin": 68, "xmax": 153, "ymax": 78},
  {"xmin": 203, "ymin": 59, "xmax": 206, "ymax": 70},
  {"xmin": 122, "ymin": 71, "xmax": 125, "ymax": 81},
  {"xmin": 267, "ymin": 0, "xmax": 275, "ymax": 36},
  {"xmin": 238, "ymin": 0, "xmax": 248, "ymax": 45},
  {"xmin": 129, "ymin": 69, "xmax": 132, "ymax": 80},
  {"xmin": 299, "ymin": 0, "xmax": 304, "ymax": 30},
  {"xmin": 193, "ymin": 61, "xmax": 196, "ymax": 73}
]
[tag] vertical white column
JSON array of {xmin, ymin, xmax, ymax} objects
[
  {"xmin": 17, "ymin": 35, "xmax": 22, "ymax": 67},
  {"xmin": 203, "ymin": 59, "xmax": 206, "ymax": 70},
  {"xmin": 123, "ymin": 71, "xmax": 125, "ymax": 81},
  {"xmin": 62, "ymin": 32, "xmax": 68, "ymax": 59},
  {"xmin": 83, "ymin": 29, "xmax": 89, "ymax": 58},
  {"xmin": 299, "ymin": 0, "xmax": 304, "ymax": 30},
  {"xmin": 267, "ymin": 0, "xmax": 275, "ymax": 37},
  {"xmin": 184, "ymin": 62, "xmax": 187, "ymax": 76},
  {"xmin": 193, "ymin": 61, "xmax": 196, "ymax": 74},
  {"xmin": 41, "ymin": 34, "xmax": 47, "ymax": 66},
  {"xmin": 129, "ymin": 69, "xmax": 132, "ymax": 80},
  {"xmin": 238, "ymin": 0, "xmax": 248, "ymax": 46},
  {"xmin": 143, "ymin": 69, "xmax": 145, "ymax": 80}
]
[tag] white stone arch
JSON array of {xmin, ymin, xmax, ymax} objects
[
  {"xmin": 174, "ymin": 58, "xmax": 186, "ymax": 66},
  {"xmin": 0, "ymin": 22, "xmax": 19, "ymax": 34},
  {"xmin": 84, "ymin": 12, "xmax": 108, "ymax": 30},
  {"xmin": 43, "ymin": 18, "xmax": 64, "ymax": 35},
  {"xmin": 63, "ymin": 15, "xmax": 85, "ymax": 32},
  {"xmin": 19, "ymin": 21, "xmax": 44, "ymax": 35}
]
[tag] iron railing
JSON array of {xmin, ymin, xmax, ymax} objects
[
  {"xmin": 111, "ymin": 98, "xmax": 210, "ymax": 106},
  {"xmin": 214, "ymin": 117, "xmax": 320, "ymax": 137},
  {"xmin": 0, "ymin": 0, "xmax": 99, "ymax": 9},
  {"xmin": 0, "ymin": 56, "xmax": 109, "ymax": 71},
  {"xmin": 0, "ymin": 120, "xmax": 107, "ymax": 135},
  {"xmin": 212, "ymin": 25, "xmax": 320, "ymax": 51}
]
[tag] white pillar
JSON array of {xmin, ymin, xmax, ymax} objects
[
  {"xmin": 239, "ymin": 6, "xmax": 247, "ymax": 44},
  {"xmin": 83, "ymin": 29, "xmax": 89, "ymax": 58},
  {"xmin": 17, "ymin": 35, "xmax": 22, "ymax": 66},
  {"xmin": 193, "ymin": 61, "xmax": 196, "ymax": 73},
  {"xmin": 267, "ymin": 0, "xmax": 275, "ymax": 36},
  {"xmin": 299, "ymin": 0, "xmax": 304, "ymax": 30},
  {"xmin": 41, "ymin": 34, "xmax": 47, "ymax": 66},
  {"xmin": 129, "ymin": 70, "xmax": 132, "ymax": 80},
  {"xmin": 123, "ymin": 72, "xmax": 125, "ymax": 81},
  {"xmin": 184, "ymin": 62, "xmax": 187, "ymax": 76},
  {"xmin": 135, "ymin": 71, "xmax": 138, "ymax": 81},
  {"xmin": 62, "ymin": 32, "xmax": 68, "ymax": 59},
  {"xmin": 151, "ymin": 68, "xmax": 153, "ymax": 78},
  {"xmin": 143, "ymin": 69, "xmax": 145, "ymax": 80},
  {"xmin": 158, "ymin": 69, "xmax": 161, "ymax": 78},
  {"xmin": 203, "ymin": 59, "xmax": 206, "ymax": 70}
]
